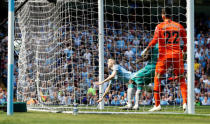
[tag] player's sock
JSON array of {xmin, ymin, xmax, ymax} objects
[
  {"xmin": 134, "ymin": 89, "xmax": 141, "ymax": 107},
  {"xmin": 154, "ymin": 92, "xmax": 160, "ymax": 107},
  {"xmin": 180, "ymin": 77, "xmax": 187, "ymax": 104},
  {"xmin": 154, "ymin": 76, "xmax": 161, "ymax": 107},
  {"xmin": 127, "ymin": 84, "xmax": 134, "ymax": 107}
]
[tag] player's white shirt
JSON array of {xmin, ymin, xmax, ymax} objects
[{"xmin": 110, "ymin": 64, "xmax": 132, "ymax": 84}]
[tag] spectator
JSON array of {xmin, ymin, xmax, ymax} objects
[
  {"xmin": 133, "ymin": 37, "xmax": 140, "ymax": 45},
  {"xmin": 64, "ymin": 47, "xmax": 74, "ymax": 59},
  {"xmin": 104, "ymin": 97, "xmax": 110, "ymax": 106},
  {"xmin": 111, "ymin": 96, "xmax": 120, "ymax": 106},
  {"xmin": 116, "ymin": 37, "xmax": 125, "ymax": 49},
  {"xmin": 87, "ymin": 83, "xmax": 96, "ymax": 102},
  {"xmin": 195, "ymin": 97, "xmax": 201, "ymax": 106},
  {"xmin": 66, "ymin": 83, "xmax": 73, "ymax": 93},
  {"xmin": 175, "ymin": 92, "xmax": 183, "ymax": 105},
  {"xmin": 0, "ymin": 88, "xmax": 6, "ymax": 104},
  {"xmin": 74, "ymin": 33, "xmax": 81, "ymax": 46},
  {"xmin": 194, "ymin": 59, "xmax": 200, "ymax": 72},
  {"xmin": 119, "ymin": 96, "xmax": 126, "ymax": 106},
  {"xmin": 167, "ymin": 96, "xmax": 175, "ymax": 105},
  {"xmin": 202, "ymin": 96, "xmax": 210, "ymax": 105},
  {"xmin": 200, "ymin": 93, "xmax": 205, "ymax": 102},
  {"xmin": 208, "ymin": 92, "xmax": 210, "ymax": 102},
  {"xmin": 124, "ymin": 47, "xmax": 134, "ymax": 59},
  {"xmin": 84, "ymin": 49, "xmax": 92, "ymax": 63},
  {"xmin": 203, "ymin": 75, "xmax": 209, "ymax": 85},
  {"xmin": 195, "ymin": 83, "xmax": 201, "ymax": 94},
  {"xmin": 160, "ymin": 95, "xmax": 169, "ymax": 105}
]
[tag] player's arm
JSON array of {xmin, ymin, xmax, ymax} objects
[
  {"xmin": 97, "ymin": 83, "xmax": 111, "ymax": 103},
  {"xmin": 141, "ymin": 26, "xmax": 159, "ymax": 56},
  {"xmin": 137, "ymin": 50, "xmax": 150, "ymax": 63},
  {"xmin": 180, "ymin": 25, "xmax": 187, "ymax": 60},
  {"xmin": 180, "ymin": 25, "xmax": 187, "ymax": 52},
  {"xmin": 95, "ymin": 70, "xmax": 117, "ymax": 85}
]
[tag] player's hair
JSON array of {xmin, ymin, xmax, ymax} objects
[
  {"xmin": 162, "ymin": 7, "xmax": 172, "ymax": 18},
  {"xmin": 108, "ymin": 58, "xmax": 114, "ymax": 60},
  {"xmin": 108, "ymin": 58, "xmax": 116, "ymax": 64}
]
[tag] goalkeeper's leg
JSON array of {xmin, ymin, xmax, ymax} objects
[
  {"xmin": 174, "ymin": 59, "xmax": 187, "ymax": 111},
  {"xmin": 149, "ymin": 60, "xmax": 169, "ymax": 112},
  {"xmin": 180, "ymin": 77, "xmax": 187, "ymax": 111},
  {"xmin": 149, "ymin": 72, "xmax": 162, "ymax": 112},
  {"xmin": 154, "ymin": 73, "xmax": 161, "ymax": 107}
]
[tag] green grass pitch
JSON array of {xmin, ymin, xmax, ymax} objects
[{"xmin": 1, "ymin": 106, "xmax": 210, "ymax": 124}]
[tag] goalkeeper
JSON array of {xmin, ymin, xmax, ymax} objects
[{"xmin": 95, "ymin": 44, "xmax": 158, "ymax": 110}]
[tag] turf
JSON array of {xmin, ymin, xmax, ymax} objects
[{"xmin": 0, "ymin": 106, "xmax": 210, "ymax": 124}]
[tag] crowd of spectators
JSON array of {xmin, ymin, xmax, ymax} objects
[
  {"xmin": 0, "ymin": 28, "xmax": 8, "ymax": 88},
  {"xmin": 0, "ymin": 26, "xmax": 18, "ymax": 105},
  {"xmin": 193, "ymin": 16, "xmax": 210, "ymax": 106},
  {"xmin": 0, "ymin": 28, "xmax": 8, "ymax": 105},
  {"xmin": 0, "ymin": 14, "xmax": 210, "ymax": 107}
]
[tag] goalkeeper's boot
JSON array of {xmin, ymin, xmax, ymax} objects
[
  {"xmin": 132, "ymin": 105, "xmax": 139, "ymax": 110},
  {"xmin": 120, "ymin": 104, "xmax": 132, "ymax": 110},
  {"xmin": 148, "ymin": 105, "xmax": 161, "ymax": 112},
  {"xmin": 183, "ymin": 103, "xmax": 187, "ymax": 111}
]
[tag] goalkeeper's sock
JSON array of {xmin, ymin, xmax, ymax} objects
[
  {"xmin": 127, "ymin": 87, "xmax": 133, "ymax": 107},
  {"xmin": 180, "ymin": 77, "xmax": 187, "ymax": 104},
  {"xmin": 154, "ymin": 92, "xmax": 160, "ymax": 107},
  {"xmin": 134, "ymin": 89, "xmax": 141, "ymax": 107},
  {"xmin": 154, "ymin": 75, "xmax": 161, "ymax": 107}
]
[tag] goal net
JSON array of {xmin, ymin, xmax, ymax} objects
[{"xmin": 15, "ymin": 0, "xmax": 190, "ymax": 114}]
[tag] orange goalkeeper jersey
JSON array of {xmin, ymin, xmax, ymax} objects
[{"xmin": 148, "ymin": 20, "xmax": 187, "ymax": 60}]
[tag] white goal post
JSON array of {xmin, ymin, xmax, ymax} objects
[{"xmin": 186, "ymin": 0, "xmax": 195, "ymax": 114}]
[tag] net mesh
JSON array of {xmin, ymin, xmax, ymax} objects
[{"xmin": 15, "ymin": 0, "xmax": 187, "ymax": 113}]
